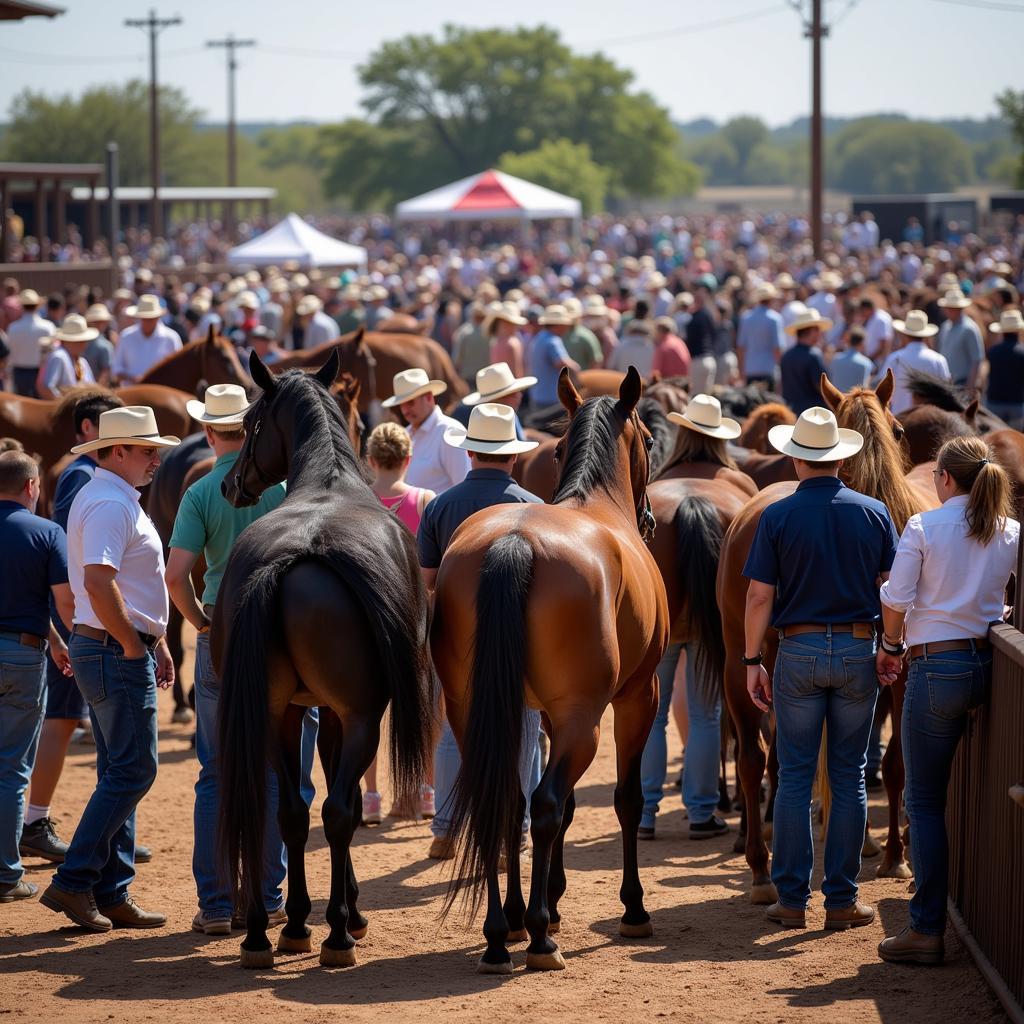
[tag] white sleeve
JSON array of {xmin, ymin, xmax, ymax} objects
[
  {"xmin": 880, "ymin": 517, "xmax": 924, "ymax": 612},
  {"xmin": 79, "ymin": 500, "xmax": 134, "ymax": 570}
]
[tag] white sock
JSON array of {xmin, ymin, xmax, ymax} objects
[{"xmin": 25, "ymin": 804, "xmax": 50, "ymax": 825}]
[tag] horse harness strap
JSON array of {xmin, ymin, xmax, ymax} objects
[
  {"xmin": 72, "ymin": 623, "xmax": 162, "ymax": 650},
  {"xmin": 909, "ymin": 637, "xmax": 990, "ymax": 661},
  {"xmin": 780, "ymin": 622, "xmax": 877, "ymax": 640}
]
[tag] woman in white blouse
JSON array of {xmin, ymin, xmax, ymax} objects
[{"xmin": 876, "ymin": 436, "xmax": 1018, "ymax": 965}]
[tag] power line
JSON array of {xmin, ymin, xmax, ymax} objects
[
  {"xmin": 260, "ymin": 44, "xmax": 363, "ymax": 60},
  {"xmin": 930, "ymin": 0, "xmax": 1024, "ymax": 10},
  {"xmin": 588, "ymin": 5, "xmax": 792, "ymax": 47}
]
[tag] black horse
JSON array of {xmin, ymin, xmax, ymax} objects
[{"xmin": 215, "ymin": 349, "xmax": 433, "ymax": 968}]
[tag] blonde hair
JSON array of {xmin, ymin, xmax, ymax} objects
[
  {"xmin": 937, "ymin": 436, "xmax": 1012, "ymax": 545},
  {"xmin": 366, "ymin": 422, "xmax": 411, "ymax": 470}
]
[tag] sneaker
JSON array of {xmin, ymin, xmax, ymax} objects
[
  {"xmin": 419, "ymin": 784, "xmax": 436, "ymax": 820},
  {"xmin": 135, "ymin": 843, "xmax": 153, "ymax": 864},
  {"xmin": 0, "ymin": 880, "xmax": 38, "ymax": 903},
  {"xmin": 231, "ymin": 905, "xmax": 288, "ymax": 930},
  {"xmin": 19, "ymin": 818, "xmax": 68, "ymax": 863},
  {"xmin": 172, "ymin": 706, "xmax": 194, "ymax": 725},
  {"xmin": 192, "ymin": 910, "xmax": 232, "ymax": 936},
  {"xmin": 689, "ymin": 815, "xmax": 730, "ymax": 840},
  {"xmin": 362, "ymin": 791, "xmax": 382, "ymax": 826}
]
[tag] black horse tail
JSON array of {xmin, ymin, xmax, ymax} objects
[
  {"xmin": 675, "ymin": 495, "xmax": 725, "ymax": 704},
  {"xmin": 445, "ymin": 531, "xmax": 534, "ymax": 917}
]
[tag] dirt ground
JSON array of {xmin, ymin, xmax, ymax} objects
[{"xmin": 0, "ymin": 636, "xmax": 1007, "ymax": 1024}]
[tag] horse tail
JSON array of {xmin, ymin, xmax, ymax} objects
[
  {"xmin": 445, "ymin": 531, "xmax": 534, "ymax": 917},
  {"xmin": 675, "ymin": 495, "xmax": 725, "ymax": 704}
]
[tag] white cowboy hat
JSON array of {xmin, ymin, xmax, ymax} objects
[
  {"xmin": 185, "ymin": 383, "xmax": 253, "ymax": 428},
  {"xmin": 70, "ymin": 406, "xmax": 181, "ymax": 455},
  {"xmin": 125, "ymin": 294, "xmax": 165, "ymax": 319},
  {"xmin": 443, "ymin": 403, "xmax": 538, "ymax": 455},
  {"xmin": 582, "ymin": 294, "xmax": 609, "ymax": 318},
  {"xmin": 236, "ymin": 290, "xmax": 260, "ymax": 310},
  {"xmin": 668, "ymin": 395, "xmax": 741, "ymax": 440},
  {"xmin": 671, "ymin": 292, "xmax": 694, "ymax": 312},
  {"xmin": 775, "ymin": 273, "xmax": 797, "ymax": 291},
  {"xmin": 464, "ymin": 362, "xmax": 537, "ymax": 406},
  {"xmin": 84, "ymin": 303, "xmax": 112, "ymax": 324},
  {"xmin": 54, "ymin": 313, "xmax": 99, "ymax": 344},
  {"xmin": 296, "ymin": 294, "xmax": 322, "ymax": 316},
  {"xmin": 367, "ymin": 284, "xmax": 389, "ymax": 301},
  {"xmin": 483, "ymin": 299, "xmax": 527, "ymax": 332},
  {"xmin": 341, "ymin": 283, "xmax": 362, "ymax": 301},
  {"xmin": 768, "ymin": 406, "xmax": 863, "ymax": 462},
  {"xmin": 937, "ymin": 288, "xmax": 971, "ymax": 309},
  {"xmin": 784, "ymin": 307, "xmax": 833, "ymax": 336},
  {"xmin": 646, "ymin": 272, "xmax": 667, "ymax": 290},
  {"xmin": 753, "ymin": 283, "xmax": 779, "ymax": 303},
  {"xmin": 810, "ymin": 270, "xmax": 842, "ymax": 291},
  {"xmin": 538, "ymin": 304, "xmax": 573, "ymax": 326},
  {"xmin": 381, "ymin": 368, "xmax": 447, "ymax": 408},
  {"xmin": 990, "ymin": 309, "xmax": 1024, "ymax": 334},
  {"xmin": 893, "ymin": 309, "xmax": 939, "ymax": 339},
  {"xmin": 18, "ymin": 288, "xmax": 40, "ymax": 306},
  {"xmin": 563, "ymin": 296, "xmax": 584, "ymax": 318}
]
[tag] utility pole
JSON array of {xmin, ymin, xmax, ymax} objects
[
  {"xmin": 125, "ymin": 8, "xmax": 182, "ymax": 238},
  {"xmin": 807, "ymin": 0, "xmax": 827, "ymax": 258},
  {"xmin": 206, "ymin": 35, "xmax": 256, "ymax": 187}
]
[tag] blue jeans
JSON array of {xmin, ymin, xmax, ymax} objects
[
  {"xmin": 432, "ymin": 709, "xmax": 542, "ymax": 839},
  {"xmin": 54, "ymin": 636, "xmax": 159, "ymax": 906},
  {"xmin": 771, "ymin": 632, "xmax": 878, "ymax": 910},
  {"xmin": 0, "ymin": 636, "xmax": 47, "ymax": 887},
  {"xmin": 640, "ymin": 642, "xmax": 722, "ymax": 829},
  {"xmin": 193, "ymin": 631, "xmax": 317, "ymax": 917},
  {"xmin": 903, "ymin": 647, "xmax": 991, "ymax": 935}
]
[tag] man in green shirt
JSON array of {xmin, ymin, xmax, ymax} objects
[
  {"xmin": 562, "ymin": 297, "xmax": 604, "ymax": 370},
  {"xmin": 333, "ymin": 283, "xmax": 365, "ymax": 337}
]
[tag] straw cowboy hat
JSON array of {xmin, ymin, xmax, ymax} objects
[
  {"xmin": 483, "ymin": 300, "xmax": 526, "ymax": 332},
  {"xmin": 893, "ymin": 309, "xmax": 939, "ymax": 339},
  {"xmin": 381, "ymin": 368, "xmax": 447, "ymax": 408},
  {"xmin": 775, "ymin": 273, "xmax": 797, "ymax": 291},
  {"xmin": 18, "ymin": 288, "xmax": 40, "ymax": 307},
  {"xmin": 784, "ymin": 307, "xmax": 833, "ymax": 335},
  {"xmin": 443, "ymin": 403, "xmax": 538, "ymax": 455},
  {"xmin": 668, "ymin": 395, "xmax": 741, "ymax": 440},
  {"xmin": 185, "ymin": 383, "xmax": 253, "ymax": 428},
  {"xmin": 296, "ymin": 294, "xmax": 322, "ymax": 316},
  {"xmin": 464, "ymin": 362, "xmax": 537, "ymax": 406},
  {"xmin": 126, "ymin": 294, "xmax": 164, "ymax": 319},
  {"xmin": 672, "ymin": 292, "xmax": 695, "ymax": 312},
  {"xmin": 937, "ymin": 288, "xmax": 971, "ymax": 310},
  {"xmin": 366, "ymin": 284, "xmax": 389, "ymax": 302},
  {"xmin": 539, "ymin": 304, "xmax": 573, "ymax": 326},
  {"xmin": 236, "ymin": 290, "xmax": 260, "ymax": 310},
  {"xmin": 71, "ymin": 406, "xmax": 181, "ymax": 455},
  {"xmin": 582, "ymin": 294, "xmax": 610, "ymax": 318},
  {"xmin": 54, "ymin": 314, "xmax": 98, "ymax": 344},
  {"xmin": 752, "ymin": 283, "xmax": 779, "ymax": 303},
  {"xmin": 990, "ymin": 309, "xmax": 1024, "ymax": 334},
  {"xmin": 768, "ymin": 406, "xmax": 863, "ymax": 462},
  {"xmin": 810, "ymin": 270, "xmax": 842, "ymax": 291},
  {"xmin": 646, "ymin": 272, "xmax": 668, "ymax": 291},
  {"xmin": 85, "ymin": 303, "xmax": 112, "ymax": 324}
]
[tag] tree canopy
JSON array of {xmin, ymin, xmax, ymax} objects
[{"xmin": 498, "ymin": 140, "xmax": 609, "ymax": 215}]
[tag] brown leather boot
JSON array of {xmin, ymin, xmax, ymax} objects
[
  {"xmin": 98, "ymin": 895, "xmax": 166, "ymax": 929},
  {"xmin": 825, "ymin": 901, "xmax": 875, "ymax": 930},
  {"xmin": 879, "ymin": 926, "xmax": 945, "ymax": 965},
  {"xmin": 40, "ymin": 884, "xmax": 112, "ymax": 932},
  {"xmin": 765, "ymin": 901, "xmax": 806, "ymax": 928}
]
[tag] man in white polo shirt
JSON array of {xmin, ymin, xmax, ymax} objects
[
  {"xmin": 111, "ymin": 294, "xmax": 182, "ymax": 384},
  {"xmin": 7, "ymin": 289, "xmax": 55, "ymax": 396},
  {"xmin": 40, "ymin": 406, "xmax": 180, "ymax": 933}
]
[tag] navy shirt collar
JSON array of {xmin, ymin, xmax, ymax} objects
[
  {"xmin": 796, "ymin": 475, "xmax": 844, "ymax": 492},
  {"xmin": 0, "ymin": 500, "xmax": 23, "ymax": 512},
  {"xmin": 466, "ymin": 468, "xmax": 514, "ymax": 482}
]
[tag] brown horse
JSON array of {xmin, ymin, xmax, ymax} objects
[
  {"xmin": 432, "ymin": 367, "xmax": 668, "ymax": 973},
  {"xmin": 738, "ymin": 403, "xmax": 796, "ymax": 454},
  {"xmin": 138, "ymin": 327, "xmax": 251, "ymax": 395}
]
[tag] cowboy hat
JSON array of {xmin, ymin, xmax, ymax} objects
[
  {"xmin": 775, "ymin": 273, "xmax": 797, "ymax": 291},
  {"xmin": 367, "ymin": 284, "xmax": 389, "ymax": 301},
  {"xmin": 295, "ymin": 294, "xmax": 322, "ymax": 316},
  {"xmin": 483, "ymin": 300, "xmax": 527, "ymax": 330},
  {"xmin": 236, "ymin": 290, "xmax": 260, "ymax": 310},
  {"xmin": 646, "ymin": 272, "xmax": 667, "ymax": 291},
  {"xmin": 443, "ymin": 403, "xmax": 538, "ymax": 455},
  {"xmin": 126, "ymin": 294, "xmax": 165, "ymax": 319},
  {"xmin": 990, "ymin": 309, "xmax": 1024, "ymax": 334},
  {"xmin": 85, "ymin": 303, "xmax": 113, "ymax": 324},
  {"xmin": 70, "ymin": 406, "xmax": 181, "ymax": 455},
  {"xmin": 753, "ymin": 283, "xmax": 779, "ymax": 303},
  {"xmin": 381, "ymin": 368, "xmax": 447, "ymax": 408},
  {"xmin": 563, "ymin": 296, "xmax": 584, "ymax": 319},
  {"xmin": 893, "ymin": 309, "xmax": 939, "ymax": 339},
  {"xmin": 17, "ymin": 288, "xmax": 40, "ymax": 307},
  {"xmin": 539, "ymin": 304, "xmax": 573, "ymax": 326},
  {"xmin": 768, "ymin": 406, "xmax": 863, "ymax": 462},
  {"xmin": 185, "ymin": 383, "xmax": 253, "ymax": 428},
  {"xmin": 784, "ymin": 307, "xmax": 833, "ymax": 335},
  {"xmin": 672, "ymin": 291, "xmax": 695, "ymax": 312},
  {"xmin": 464, "ymin": 362, "xmax": 537, "ymax": 406},
  {"xmin": 668, "ymin": 395, "xmax": 741, "ymax": 440},
  {"xmin": 54, "ymin": 314, "xmax": 98, "ymax": 344},
  {"xmin": 811, "ymin": 270, "xmax": 842, "ymax": 291},
  {"xmin": 582, "ymin": 294, "xmax": 610, "ymax": 318},
  {"xmin": 341, "ymin": 283, "xmax": 362, "ymax": 301},
  {"xmin": 937, "ymin": 288, "xmax": 971, "ymax": 309}
]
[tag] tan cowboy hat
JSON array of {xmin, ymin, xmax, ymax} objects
[
  {"xmin": 538, "ymin": 304, "xmax": 573, "ymax": 326},
  {"xmin": 753, "ymin": 283, "xmax": 779, "ymax": 303},
  {"xmin": 381, "ymin": 368, "xmax": 447, "ymax": 408},
  {"xmin": 784, "ymin": 307, "xmax": 833, "ymax": 336},
  {"xmin": 563, "ymin": 296, "xmax": 584, "ymax": 319},
  {"xmin": 937, "ymin": 272, "xmax": 959, "ymax": 292},
  {"xmin": 70, "ymin": 406, "xmax": 181, "ymax": 455},
  {"xmin": 85, "ymin": 303, "xmax": 112, "ymax": 324},
  {"xmin": 236, "ymin": 290, "xmax": 260, "ymax": 310},
  {"xmin": 464, "ymin": 362, "xmax": 537, "ymax": 406},
  {"xmin": 672, "ymin": 292, "xmax": 694, "ymax": 312},
  {"xmin": 296, "ymin": 294, "xmax": 322, "ymax": 316},
  {"xmin": 54, "ymin": 313, "xmax": 98, "ymax": 344},
  {"xmin": 185, "ymin": 383, "xmax": 253, "ymax": 428},
  {"xmin": 367, "ymin": 284, "xmax": 389, "ymax": 302},
  {"xmin": 483, "ymin": 299, "xmax": 527, "ymax": 332},
  {"xmin": 994, "ymin": 261, "xmax": 1013, "ymax": 276},
  {"xmin": 646, "ymin": 272, "xmax": 667, "ymax": 290},
  {"xmin": 126, "ymin": 294, "xmax": 164, "ymax": 319},
  {"xmin": 668, "ymin": 395, "xmax": 741, "ymax": 440},
  {"xmin": 775, "ymin": 273, "xmax": 796, "ymax": 291},
  {"xmin": 341, "ymin": 283, "xmax": 362, "ymax": 301},
  {"xmin": 937, "ymin": 288, "xmax": 971, "ymax": 309},
  {"xmin": 768, "ymin": 406, "xmax": 863, "ymax": 462},
  {"xmin": 893, "ymin": 309, "xmax": 939, "ymax": 339},
  {"xmin": 811, "ymin": 270, "xmax": 842, "ymax": 291},
  {"xmin": 443, "ymin": 403, "xmax": 538, "ymax": 455},
  {"xmin": 18, "ymin": 288, "xmax": 40, "ymax": 307},
  {"xmin": 582, "ymin": 294, "xmax": 609, "ymax": 318},
  {"xmin": 990, "ymin": 309, "xmax": 1024, "ymax": 334}
]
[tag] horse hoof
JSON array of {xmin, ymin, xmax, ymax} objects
[
  {"xmin": 350, "ymin": 923, "xmax": 369, "ymax": 941},
  {"xmin": 876, "ymin": 860, "xmax": 913, "ymax": 880},
  {"xmin": 277, "ymin": 930, "xmax": 311, "ymax": 953},
  {"xmin": 862, "ymin": 832, "xmax": 882, "ymax": 859},
  {"xmin": 506, "ymin": 928, "xmax": 528, "ymax": 943},
  {"xmin": 526, "ymin": 949, "xmax": 566, "ymax": 971},
  {"xmin": 547, "ymin": 921, "xmax": 560, "ymax": 936},
  {"xmin": 477, "ymin": 955, "xmax": 514, "ymax": 975},
  {"xmin": 732, "ymin": 834, "xmax": 746, "ymax": 855},
  {"xmin": 239, "ymin": 946, "xmax": 274, "ymax": 969},
  {"xmin": 619, "ymin": 919, "xmax": 653, "ymax": 938},
  {"xmin": 319, "ymin": 945, "xmax": 357, "ymax": 968},
  {"xmin": 762, "ymin": 822, "xmax": 773, "ymax": 843},
  {"xmin": 750, "ymin": 882, "xmax": 777, "ymax": 905}
]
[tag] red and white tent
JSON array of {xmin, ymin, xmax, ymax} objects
[{"xmin": 395, "ymin": 169, "xmax": 581, "ymax": 223}]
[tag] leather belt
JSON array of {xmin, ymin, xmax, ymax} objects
[
  {"xmin": 0, "ymin": 629, "xmax": 46, "ymax": 650},
  {"xmin": 909, "ymin": 638, "xmax": 990, "ymax": 661},
  {"xmin": 71, "ymin": 624, "xmax": 161, "ymax": 650},
  {"xmin": 780, "ymin": 622, "xmax": 877, "ymax": 640}
]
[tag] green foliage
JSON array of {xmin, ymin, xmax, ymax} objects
[
  {"xmin": 995, "ymin": 89, "xmax": 1024, "ymax": 188},
  {"xmin": 721, "ymin": 117, "xmax": 769, "ymax": 172},
  {"xmin": 497, "ymin": 139, "xmax": 608, "ymax": 215}
]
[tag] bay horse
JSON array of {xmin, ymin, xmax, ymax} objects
[
  {"xmin": 215, "ymin": 351, "xmax": 432, "ymax": 969},
  {"xmin": 139, "ymin": 327, "xmax": 251, "ymax": 394},
  {"xmin": 431, "ymin": 367, "xmax": 668, "ymax": 974}
]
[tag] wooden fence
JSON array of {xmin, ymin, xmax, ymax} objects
[{"xmin": 0, "ymin": 261, "xmax": 117, "ymax": 297}]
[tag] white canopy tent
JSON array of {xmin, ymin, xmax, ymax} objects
[{"xmin": 227, "ymin": 213, "xmax": 367, "ymax": 268}]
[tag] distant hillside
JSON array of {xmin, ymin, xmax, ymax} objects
[{"xmin": 196, "ymin": 121, "xmax": 320, "ymax": 138}]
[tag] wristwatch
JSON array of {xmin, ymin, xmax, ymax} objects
[
  {"xmin": 880, "ymin": 634, "xmax": 906, "ymax": 657},
  {"xmin": 742, "ymin": 653, "xmax": 763, "ymax": 666}
]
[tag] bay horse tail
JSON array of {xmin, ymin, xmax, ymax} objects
[
  {"xmin": 675, "ymin": 495, "xmax": 725, "ymax": 703},
  {"xmin": 445, "ymin": 531, "xmax": 534, "ymax": 917}
]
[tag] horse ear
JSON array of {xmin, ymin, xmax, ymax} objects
[
  {"xmin": 964, "ymin": 398, "xmax": 979, "ymax": 427},
  {"xmin": 206, "ymin": 323, "xmax": 216, "ymax": 345},
  {"xmin": 314, "ymin": 348, "xmax": 341, "ymax": 389},
  {"xmin": 557, "ymin": 367, "xmax": 583, "ymax": 417},
  {"xmin": 618, "ymin": 365, "xmax": 643, "ymax": 414},
  {"xmin": 875, "ymin": 368, "xmax": 895, "ymax": 409},
  {"xmin": 820, "ymin": 372, "xmax": 842, "ymax": 411},
  {"xmin": 249, "ymin": 350, "xmax": 277, "ymax": 395}
]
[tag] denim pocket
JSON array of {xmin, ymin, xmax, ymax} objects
[
  {"xmin": 841, "ymin": 654, "xmax": 879, "ymax": 702},
  {"xmin": 72, "ymin": 654, "xmax": 106, "ymax": 705},
  {"xmin": 925, "ymin": 669, "xmax": 977, "ymax": 721},
  {"xmin": 775, "ymin": 647, "xmax": 817, "ymax": 697},
  {"xmin": 0, "ymin": 657, "xmax": 45, "ymax": 710}
]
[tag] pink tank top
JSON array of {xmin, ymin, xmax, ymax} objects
[{"xmin": 379, "ymin": 488, "xmax": 425, "ymax": 535}]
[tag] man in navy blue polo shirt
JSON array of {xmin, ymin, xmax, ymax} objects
[
  {"xmin": 418, "ymin": 403, "xmax": 543, "ymax": 860},
  {"xmin": 742, "ymin": 407, "xmax": 898, "ymax": 932},
  {"xmin": 0, "ymin": 450, "xmax": 74, "ymax": 902},
  {"xmin": 780, "ymin": 308, "xmax": 831, "ymax": 414}
]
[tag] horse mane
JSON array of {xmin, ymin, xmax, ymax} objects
[
  {"xmin": 551, "ymin": 395, "xmax": 627, "ymax": 506},
  {"xmin": 636, "ymin": 396, "xmax": 674, "ymax": 479},
  {"xmin": 739, "ymin": 402, "xmax": 795, "ymax": 454},
  {"xmin": 54, "ymin": 384, "xmax": 116, "ymax": 418},
  {"xmin": 904, "ymin": 369, "xmax": 967, "ymax": 412},
  {"xmin": 835, "ymin": 387, "xmax": 920, "ymax": 532}
]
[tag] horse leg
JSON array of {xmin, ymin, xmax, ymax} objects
[
  {"xmin": 504, "ymin": 789, "xmax": 528, "ymax": 942},
  {"xmin": 345, "ymin": 844, "xmax": 368, "ymax": 940},
  {"xmin": 275, "ymin": 704, "xmax": 313, "ymax": 954},
  {"xmin": 478, "ymin": 866, "xmax": 514, "ymax": 974},
  {"xmin": 877, "ymin": 677, "xmax": 911, "ymax": 879},
  {"xmin": 763, "ymin": 732, "xmax": 779, "ymax": 844},
  {"xmin": 545, "ymin": 789, "xmax": 575, "ymax": 937}
]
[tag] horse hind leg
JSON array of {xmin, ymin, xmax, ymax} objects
[
  {"xmin": 504, "ymin": 788, "xmax": 529, "ymax": 942},
  {"xmin": 545, "ymin": 788, "xmax": 576, "ymax": 937},
  {"xmin": 478, "ymin": 868, "xmax": 514, "ymax": 974},
  {"xmin": 877, "ymin": 680, "xmax": 911, "ymax": 879}
]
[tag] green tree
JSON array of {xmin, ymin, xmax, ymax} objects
[
  {"xmin": 744, "ymin": 142, "xmax": 791, "ymax": 186},
  {"xmin": 498, "ymin": 139, "xmax": 609, "ymax": 215},
  {"xmin": 995, "ymin": 89, "xmax": 1024, "ymax": 187},
  {"xmin": 721, "ymin": 116, "xmax": 769, "ymax": 174},
  {"xmin": 689, "ymin": 134, "xmax": 740, "ymax": 185}
]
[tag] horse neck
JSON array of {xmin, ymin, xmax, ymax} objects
[{"xmin": 281, "ymin": 391, "xmax": 362, "ymax": 498}]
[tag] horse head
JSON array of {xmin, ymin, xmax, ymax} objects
[
  {"xmin": 332, "ymin": 373, "xmax": 365, "ymax": 454},
  {"xmin": 201, "ymin": 325, "xmax": 252, "ymax": 391},
  {"xmin": 335, "ymin": 328, "xmax": 376, "ymax": 411},
  {"xmin": 821, "ymin": 369, "xmax": 903, "ymax": 443}
]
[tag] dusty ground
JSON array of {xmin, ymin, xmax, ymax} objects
[{"xmin": 0, "ymin": 636, "xmax": 1006, "ymax": 1024}]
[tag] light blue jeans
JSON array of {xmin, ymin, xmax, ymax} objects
[
  {"xmin": 0, "ymin": 636, "xmax": 46, "ymax": 888},
  {"xmin": 640, "ymin": 642, "xmax": 722, "ymax": 830},
  {"xmin": 771, "ymin": 631, "xmax": 878, "ymax": 910},
  {"xmin": 192, "ymin": 631, "xmax": 318, "ymax": 917},
  {"xmin": 432, "ymin": 709, "xmax": 543, "ymax": 839}
]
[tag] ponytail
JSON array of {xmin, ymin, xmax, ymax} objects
[{"xmin": 937, "ymin": 435, "xmax": 1012, "ymax": 545}]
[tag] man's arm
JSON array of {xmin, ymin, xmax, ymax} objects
[
  {"xmin": 744, "ymin": 579, "xmax": 776, "ymax": 712},
  {"xmin": 51, "ymin": 581, "xmax": 75, "ymax": 632},
  {"xmin": 165, "ymin": 547, "xmax": 207, "ymax": 631},
  {"xmin": 83, "ymin": 563, "xmax": 147, "ymax": 658}
]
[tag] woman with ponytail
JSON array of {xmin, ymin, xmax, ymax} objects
[{"xmin": 876, "ymin": 436, "xmax": 1019, "ymax": 964}]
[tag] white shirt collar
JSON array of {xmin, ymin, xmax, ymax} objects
[
  {"xmin": 411, "ymin": 405, "xmax": 443, "ymax": 435},
  {"xmin": 94, "ymin": 466, "xmax": 142, "ymax": 503}
]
